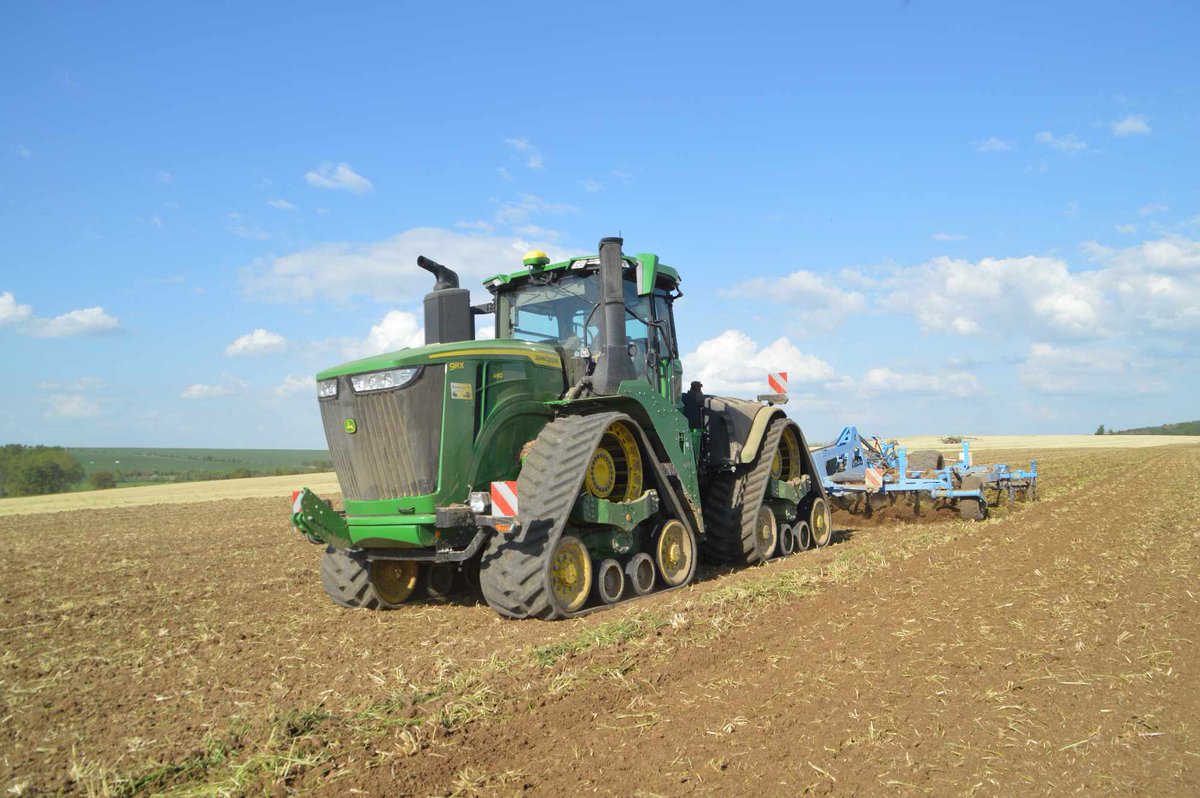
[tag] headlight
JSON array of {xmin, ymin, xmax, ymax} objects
[
  {"xmin": 350, "ymin": 367, "xmax": 420, "ymax": 393},
  {"xmin": 318, "ymin": 379, "xmax": 338, "ymax": 398}
]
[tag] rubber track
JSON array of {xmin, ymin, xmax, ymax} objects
[
  {"xmin": 479, "ymin": 412, "xmax": 624, "ymax": 620},
  {"xmin": 700, "ymin": 419, "xmax": 789, "ymax": 566},
  {"xmin": 320, "ymin": 546, "xmax": 389, "ymax": 610}
]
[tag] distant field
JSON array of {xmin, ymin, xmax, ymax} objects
[
  {"xmin": 69, "ymin": 447, "xmax": 331, "ymax": 476},
  {"xmin": 4, "ymin": 433, "xmax": 1195, "ymax": 518},
  {"xmin": 0, "ymin": 472, "xmax": 342, "ymax": 516},
  {"xmin": 894, "ymin": 433, "xmax": 1200, "ymax": 452}
]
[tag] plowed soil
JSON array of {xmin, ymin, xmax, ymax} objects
[{"xmin": 2, "ymin": 445, "xmax": 1197, "ymax": 796}]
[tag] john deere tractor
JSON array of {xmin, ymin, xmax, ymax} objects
[{"xmin": 291, "ymin": 237, "xmax": 830, "ymax": 619}]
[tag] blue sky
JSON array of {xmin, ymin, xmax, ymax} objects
[{"xmin": 2, "ymin": 1, "xmax": 1198, "ymax": 447}]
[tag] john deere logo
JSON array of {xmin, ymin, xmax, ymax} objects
[{"xmin": 343, "ymin": 418, "xmax": 357, "ymax": 434}]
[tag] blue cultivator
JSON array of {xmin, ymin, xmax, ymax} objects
[{"xmin": 810, "ymin": 426, "xmax": 1038, "ymax": 521}]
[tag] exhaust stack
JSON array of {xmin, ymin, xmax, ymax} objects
[
  {"xmin": 417, "ymin": 256, "xmax": 474, "ymax": 345},
  {"xmin": 591, "ymin": 236, "xmax": 637, "ymax": 395}
]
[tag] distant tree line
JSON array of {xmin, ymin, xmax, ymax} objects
[
  {"xmin": 1104, "ymin": 420, "xmax": 1200, "ymax": 432},
  {"xmin": 0, "ymin": 445, "xmax": 85, "ymax": 497},
  {"xmin": 0, "ymin": 447, "xmax": 333, "ymax": 498}
]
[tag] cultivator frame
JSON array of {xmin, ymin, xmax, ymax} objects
[{"xmin": 812, "ymin": 426, "xmax": 1038, "ymax": 519}]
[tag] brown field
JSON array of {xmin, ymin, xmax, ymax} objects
[{"xmin": 2, "ymin": 444, "xmax": 1197, "ymax": 796}]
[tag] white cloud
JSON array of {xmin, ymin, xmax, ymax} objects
[
  {"xmin": 0, "ymin": 292, "xmax": 34, "ymax": 326},
  {"xmin": 18, "ymin": 145, "xmax": 32, "ymax": 159},
  {"xmin": 353, "ymin": 310, "xmax": 425, "ymax": 357},
  {"xmin": 1139, "ymin": 202, "xmax": 1169, "ymax": 217},
  {"xmin": 719, "ymin": 270, "xmax": 868, "ymax": 331},
  {"xmin": 883, "ymin": 254, "xmax": 1106, "ymax": 338},
  {"xmin": 305, "ymin": 162, "xmax": 373, "ymax": 193},
  {"xmin": 513, "ymin": 224, "xmax": 561, "ymax": 240},
  {"xmin": 504, "ymin": 137, "xmax": 544, "ymax": 169},
  {"xmin": 30, "ymin": 306, "xmax": 121, "ymax": 338},
  {"xmin": 681, "ymin": 330, "xmax": 837, "ymax": 397},
  {"xmin": 728, "ymin": 235, "xmax": 1200, "ymax": 345},
  {"xmin": 157, "ymin": 170, "xmax": 173, "ymax": 184},
  {"xmin": 1115, "ymin": 223, "xmax": 1137, "ymax": 234},
  {"xmin": 45, "ymin": 394, "xmax": 100, "ymax": 418},
  {"xmin": 225, "ymin": 328, "xmax": 288, "ymax": 357},
  {"xmin": 581, "ymin": 179, "xmax": 602, "ymax": 192},
  {"xmin": 975, "ymin": 137, "xmax": 1011, "ymax": 153},
  {"xmin": 38, "ymin": 376, "xmax": 103, "ymax": 391},
  {"xmin": 1020, "ymin": 342, "xmax": 1167, "ymax": 396},
  {"xmin": 243, "ymin": 227, "xmax": 566, "ymax": 304},
  {"xmin": 861, "ymin": 367, "xmax": 981, "ymax": 398},
  {"xmin": 1111, "ymin": 115, "xmax": 1150, "ymax": 137},
  {"xmin": 494, "ymin": 193, "xmax": 578, "ymax": 227},
  {"xmin": 228, "ymin": 212, "xmax": 271, "ymax": 240},
  {"xmin": 932, "ymin": 232, "xmax": 967, "ymax": 241},
  {"xmin": 275, "ymin": 374, "xmax": 313, "ymax": 397},
  {"xmin": 151, "ymin": 215, "xmax": 164, "ymax": 228},
  {"xmin": 455, "ymin": 219, "xmax": 494, "ymax": 232},
  {"xmin": 497, "ymin": 166, "xmax": 512, "ymax": 180},
  {"xmin": 267, "ymin": 198, "xmax": 298, "ymax": 211},
  {"xmin": 1035, "ymin": 131, "xmax": 1087, "ymax": 154},
  {"xmin": 182, "ymin": 375, "xmax": 247, "ymax": 400},
  {"xmin": 1064, "ymin": 200, "xmax": 1081, "ymax": 218}
]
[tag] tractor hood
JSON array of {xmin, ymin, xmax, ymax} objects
[{"xmin": 316, "ymin": 338, "xmax": 563, "ymax": 380}]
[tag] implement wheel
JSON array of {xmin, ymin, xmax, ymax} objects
[
  {"xmin": 958, "ymin": 474, "xmax": 988, "ymax": 521},
  {"xmin": 548, "ymin": 535, "xmax": 593, "ymax": 614},
  {"xmin": 907, "ymin": 450, "xmax": 945, "ymax": 473},
  {"xmin": 808, "ymin": 496, "xmax": 833, "ymax": 548},
  {"xmin": 656, "ymin": 519, "xmax": 697, "ymax": 587}
]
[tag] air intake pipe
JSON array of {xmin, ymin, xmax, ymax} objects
[
  {"xmin": 417, "ymin": 256, "xmax": 474, "ymax": 345},
  {"xmin": 590, "ymin": 236, "xmax": 637, "ymax": 395}
]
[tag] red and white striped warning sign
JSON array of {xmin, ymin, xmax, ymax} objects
[
  {"xmin": 490, "ymin": 481, "xmax": 519, "ymax": 517},
  {"xmin": 864, "ymin": 467, "xmax": 884, "ymax": 493},
  {"xmin": 767, "ymin": 371, "xmax": 788, "ymax": 395}
]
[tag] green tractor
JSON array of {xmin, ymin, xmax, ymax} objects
[{"xmin": 291, "ymin": 236, "xmax": 830, "ymax": 619}]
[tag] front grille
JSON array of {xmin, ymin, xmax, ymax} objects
[{"xmin": 320, "ymin": 366, "xmax": 445, "ymax": 500}]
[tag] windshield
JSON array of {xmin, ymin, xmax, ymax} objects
[
  {"xmin": 499, "ymin": 273, "xmax": 600, "ymax": 351},
  {"xmin": 496, "ymin": 272, "xmax": 677, "ymax": 387}
]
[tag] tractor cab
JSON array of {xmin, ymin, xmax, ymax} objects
[{"xmin": 485, "ymin": 251, "xmax": 684, "ymax": 403}]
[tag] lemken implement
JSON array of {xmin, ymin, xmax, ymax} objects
[{"xmin": 291, "ymin": 237, "xmax": 829, "ymax": 619}]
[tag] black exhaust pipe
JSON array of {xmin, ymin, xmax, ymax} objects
[
  {"xmin": 417, "ymin": 256, "xmax": 474, "ymax": 345},
  {"xmin": 591, "ymin": 236, "xmax": 637, "ymax": 395}
]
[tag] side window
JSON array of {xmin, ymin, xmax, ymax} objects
[
  {"xmin": 652, "ymin": 293, "xmax": 676, "ymax": 356},
  {"xmin": 622, "ymin": 280, "xmax": 652, "ymax": 381}
]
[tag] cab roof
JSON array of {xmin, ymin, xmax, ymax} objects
[{"xmin": 484, "ymin": 252, "xmax": 680, "ymax": 296}]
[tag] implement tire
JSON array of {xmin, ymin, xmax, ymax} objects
[
  {"xmin": 699, "ymin": 418, "xmax": 789, "ymax": 566},
  {"xmin": 907, "ymin": 450, "xmax": 945, "ymax": 473},
  {"xmin": 320, "ymin": 547, "xmax": 413, "ymax": 610},
  {"xmin": 958, "ymin": 474, "xmax": 988, "ymax": 521}
]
